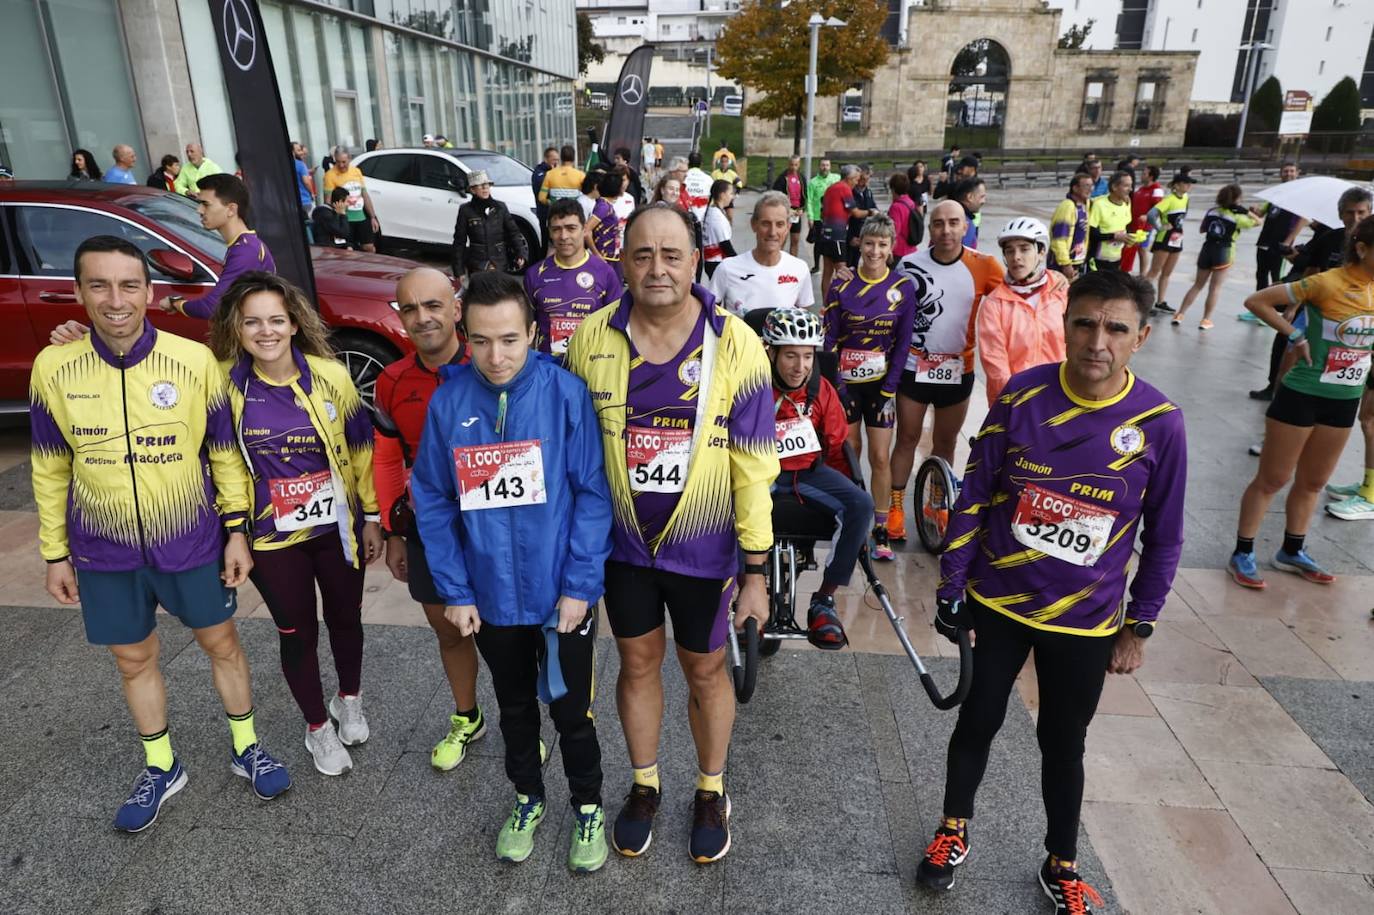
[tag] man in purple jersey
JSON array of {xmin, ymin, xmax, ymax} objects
[
  {"xmin": 915, "ymin": 270, "xmax": 1186, "ymax": 915},
  {"xmin": 162, "ymin": 173, "xmax": 275, "ymax": 319},
  {"xmin": 525, "ymin": 198, "xmax": 623, "ymax": 359}
]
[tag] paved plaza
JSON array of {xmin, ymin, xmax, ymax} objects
[{"xmin": 2, "ymin": 182, "xmax": 1372, "ymax": 914}]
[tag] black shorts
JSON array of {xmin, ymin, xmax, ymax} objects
[
  {"xmin": 898, "ymin": 370, "xmax": 975, "ymax": 408},
  {"xmin": 1266, "ymin": 383, "xmax": 1360, "ymax": 429},
  {"xmin": 818, "ymin": 238, "xmax": 846, "ymax": 262},
  {"xmin": 842, "ymin": 380, "xmax": 895, "ymax": 429},
  {"xmin": 349, "ymin": 218, "xmax": 375, "ymax": 247},
  {"xmin": 1196, "ymin": 244, "xmax": 1233, "ymax": 271},
  {"xmin": 602, "ymin": 560, "xmax": 733, "ymax": 654},
  {"xmin": 789, "ymin": 214, "xmax": 803, "ymax": 234},
  {"xmin": 404, "ymin": 534, "xmax": 444, "ymax": 605}
]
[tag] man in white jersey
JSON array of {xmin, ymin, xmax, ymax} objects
[
  {"xmin": 683, "ymin": 152, "xmax": 713, "ymax": 223},
  {"xmin": 709, "ymin": 191, "xmax": 816, "ymax": 318},
  {"xmin": 887, "ymin": 199, "xmax": 1004, "ymax": 541}
]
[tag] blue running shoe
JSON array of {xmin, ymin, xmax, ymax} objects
[
  {"xmin": 230, "ymin": 742, "xmax": 292, "ymax": 800},
  {"xmin": 113, "ymin": 759, "xmax": 187, "ymax": 833},
  {"xmin": 1227, "ymin": 552, "xmax": 1266, "ymax": 590},
  {"xmin": 1272, "ymin": 548, "xmax": 1335, "ymax": 585}
]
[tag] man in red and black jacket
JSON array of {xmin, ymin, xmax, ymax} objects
[
  {"xmin": 761, "ymin": 308, "xmax": 874, "ymax": 649},
  {"xmin": 373, "ymin": 267, "xmax": 487, "ymax": 771}
]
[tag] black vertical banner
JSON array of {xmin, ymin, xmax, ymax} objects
[
  {"xmin": 209, "ymin": 0, "xmax": 316, "ymax": 301},
  {"xmin": 602, "ymin": 45, "xmax": 655, "ymax": 171}
]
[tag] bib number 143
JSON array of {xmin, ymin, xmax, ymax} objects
[{"xmin": 454, "ymin": 439, "xmax": 547, "ymax": 511}]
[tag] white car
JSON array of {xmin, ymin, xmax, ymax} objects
[
  {"xmin": 722, "ymin": 95, "xmax": 743, "ymax": 116},
  {"xmin": 352, "ymin": 147, "xmax": 540, "ymax": 253},
  {"xmin": 588, "ymin": 92, "xmax": 611, "ymax": 110},
  {"xmin": 842, "ymin": 105, "xmax": 863, "ymax": 124}
]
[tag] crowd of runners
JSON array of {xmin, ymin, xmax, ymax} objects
[{"xmin": 28, "ymin": 141, "xmax": 1374, "ymax": 915}]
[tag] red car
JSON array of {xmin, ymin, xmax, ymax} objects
[{"xmin": 0, "ymin": 181, "xmax": 423, "ymax": 408}]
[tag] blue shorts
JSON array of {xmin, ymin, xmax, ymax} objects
[{"xmin": 75, "ymin": 560, "xmax": 237, "ymax": 645}]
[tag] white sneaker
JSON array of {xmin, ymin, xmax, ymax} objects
[
  {"xmin": 305, "ymin": 721, "xmax": 353, "ymax": 776},
  {"xmin": 1325, "ymin": 494, "xmax": 1374, "ymax": 521},
  {"xmin": 328, "ymin": 694, "xmax": 370, "ymax": 746}
]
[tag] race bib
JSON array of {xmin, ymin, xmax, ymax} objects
[
  {"xmin": 549, "ymin": 316, "xmax": 583, "ymax": 356},
  {"xmin": 454, "ymin": 439, "xmax": 547, "ymax": 511},
  {"xmin": 1010, "ymin": 483, "xmax": 1119, "ymax": 568},
  {"xmin": 1166, "ymin": 229, "xmax": 1184, "ymax": 248},
  {"xmin": 789, "ymin": 213, "xmax": 801, "ymax": 225},
  {"xmin": 775, "ymin": 416, "xmax": 821, "ymax": 460},
  {"xmin": 270, "ymin": 470, "xmax": 337, "ymax": 532},
  {"xmin": 911, "ymin": 352, "xmax": 964, "ymax": 385},
  {"xmin": 1319, "ymin": 347, "xmax": 1371, "ymax": 387},
  {"xmin": 840, "ymin": 348, "xmax": 887, "ymax": 383},
  {"xmin": 626, "ymin": 425, "xmax": 691, "ymax": 493}
]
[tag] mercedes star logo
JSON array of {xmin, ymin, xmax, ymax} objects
[
  {"xmin": 222, "ymin": 0, "xmax": 258, "ymax": 72},
  {"xmin": 619, "ymin": 74, "xmax": 644, "ymax": 107}
]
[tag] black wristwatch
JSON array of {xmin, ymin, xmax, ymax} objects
[
  {"xmin": 225, "ymin": 520, "xmax": 251, "ymax": 537},
  {"xmin": 743, "ymin": 563, "xmax": 768, "ymax": 577},
  {"xmin": 1130, "ymin": 621, "xmax": 1155, "ymax": 639}
]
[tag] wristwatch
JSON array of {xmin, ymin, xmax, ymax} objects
[
  {"xmin": 225, "ymin": 520, "xmax": 251, "ymax": 537},
  {"xmin": 743, "ymin": 563, "xmax": 768, "ymax": 577},
  {"xmin": 1130, "ymin": 621, "xmax": 1155, "ymax": 639}
]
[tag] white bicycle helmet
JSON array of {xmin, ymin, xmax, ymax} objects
[
  {"xmin": 762, "ymin": 308, "xmax": 823, "ymax": 347},
  {"xmin": 998, "ymin": 217, "xmax": 1050, "ymax": 250}
]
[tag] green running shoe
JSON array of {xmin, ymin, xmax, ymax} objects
[
  {"xmin": 569, "ymin": 804, "xmax": 608, "ymax": 873},
  {"xmin": 431, "ymin": 710, "xmax": 486, "ymax": 771},
  {"xmin": 496, "ymin": 794, "xmax": 546, "ymax": 863},
  {"xmin": 1326, "ymin": 480, "xmax": 1361, "ymax": 498}
]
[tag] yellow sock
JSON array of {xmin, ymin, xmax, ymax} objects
[
  {"xmin": 227, "ymin": 709, "xmax": 257, "ymax": 755},
  {"xmin": 696, "ymin": 768, "xmax": 724, "ymax": 794},
  {"xmin": 941, "ymin": 816, "xmax": 967, "ymax": 835},
  {"xmin": 141, "ymin": 729, "xmax": 174, "ymax": 771},
  {"xmin": 1359, "ymin": 468, "xmax": 1374, "ymax": 502},
  {"xmin": 632, "ymin": 762, "xmax": 660, "ymax": 791}
]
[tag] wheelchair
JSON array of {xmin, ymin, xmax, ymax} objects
[
  {"xmin": 913, "ymin": 454, "xmax": 960, "ymax": 554},
  {"xmin": 726, "ymin": 314, "xmax": 970, "ymax": 709}
]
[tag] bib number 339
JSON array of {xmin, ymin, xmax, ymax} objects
[
  {"xmin": 626, "ymin": 425, "xmax": 691, "ymax": 493},
  {"xmin": 454, "ymin": 439, "xmax": 547, "ymax": 511},
  {"xmin": 270, "ymin": 470, "xmax": 336, "ymax": 532},
  {"xmin": 1320, "ymin": 347, "xmax": 1371, "ymax": 387},
  {"xmin": 1010, "ymin": 483, "xmax": 1118, "ymax": 568}
]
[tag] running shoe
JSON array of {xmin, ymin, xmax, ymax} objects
[
  {"xmin": 1039, "ymin": 857, "xmax": 1104, "ymax": 914},
  {"xmin": 872, "ymin": 526, "xmax": 895, "ymax": 561},
  {"xmin": 1248, "ymin": 442, "xmax": 1263, "ymax": 456},
  {"xmin": 806, "ymin": 593, "xmax": 848, "ymax": 650},
  {"xmin": 915, "ymin": 826, "xmax": 969, "ymax": 891},
  {"xmin": 304, "ymin": 721, "xmax": 353, "ymax": 776},
  {"xmin": 1153, "ymin": 301, "xmax": 1176, "ymax": 314},
  {"xmin": 328, "ymin": 694, "xmax": 369, "ymax": 746},
  {"xmin": 1248, "ymin": 387, "xmax": 1273, "ymax": 401},
  {"xmin": 1199, "ymin": 319, "xmax": 1215, "ymax": 330},
  {"xmin": 1273, "ymin": 548, "xmax": 1336, "ymax": 584},
  {"xmin": 113, "ymin": 760, "xmax": 187, "ymax": 833},
  {"xmin": 569, "ymin": 804, "xmax": 608, "ymax": 873},
  {"xmin": 689, "ymin": 789, "xmax": 731, "ymax": 863},
  {"xmin": 1325, "ymin": 480, "xmax": 1361, "ymax": 498},
  {"xmin": 1170, "ymin": 317, "xmax": 1182, "ymax": 326},
  {"xmin": 495, "ymin": 793, "xmax": 546, "ymax": 863},
  {"xmin": 229, "ymin": 742, "xmax": 291, "ymax": 800},
  {"xmin": 1326, "ymin": 494, "xmax": 1374, "ymax": 521},
  {"xmin": 1227, "ymin": 552, "xmax": 1266, "ymax": 589},
  {"xmin": 887, "ymin": 491, "xmax": 907, "ymax": 541},
  {"xmin": 612, "ymin": 783, "xmax": 661, "ymax": 856},
  {"xmin": 432, "ymin": 709, "xmax": 486, "ymax": 771},
  {"xmin": 1237, "ymin": 311, "xmax": 1261, "ymax": 323}
]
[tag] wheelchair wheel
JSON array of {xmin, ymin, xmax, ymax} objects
[
  {"xmin": 760, "ymin": 633, "xmax": 783, "ymax": 657},
  {"xmin": 914, "ymin": 455, "xmax": 959, "ymax": 554}
]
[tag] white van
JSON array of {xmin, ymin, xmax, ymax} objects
[{"xmin": 722, "ymin": 95, "xmax": 743, "ymax": 116}]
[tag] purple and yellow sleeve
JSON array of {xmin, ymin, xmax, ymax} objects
[
  {"xmin": 883, "ymin": 281, "xmax": 916, "ymax": 397},
  {"xmin": 1125, "ymin": 413, "xmax": 1188, "ymax": 624},
  {"xmin": 203, "ymin": 355, "xmax": 250, "ymax": 523},
  {"xmin": 727, "ymin": 330, "xmax": 782, "ymax": 554},
  {"xmin": 29, "ymin": 364, "xmax": 74, "ymax": 561},
  {"xmin": 937, "ymin": 395, "xmax": 1012, "ymax": 601}
]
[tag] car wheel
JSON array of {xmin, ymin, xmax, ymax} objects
[
  {"xmin": 514, "ymin": 222, "xmax": 541, "ymax": 274},
  {"xmin": 331, "ymin": 332, "xmax": 400, "ymax": 411}
]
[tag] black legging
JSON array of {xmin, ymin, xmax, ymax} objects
[
  {"xmin": 942, "ymin": 601, "xmax": 1115, "ymax": 859},
  {"xmin": 475, "ymin": 614, "xmax": 603, "ymax": 807},
  {"xmin": 1256, "ymin": 245, "xmax": 1287, "ymax": 290}
]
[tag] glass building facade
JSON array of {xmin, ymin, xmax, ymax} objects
[{"xmin": 0, "ymin": 0, "xmax": 576, "ymax": 180}]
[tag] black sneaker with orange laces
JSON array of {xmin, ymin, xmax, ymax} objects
[
  {"xmin": 915, "ymin": 825, "xmax": 969, "ymax": 890},
  {"xmin": 1038, "ymin": 856, "xmax": 1104, "ymax": 914}
]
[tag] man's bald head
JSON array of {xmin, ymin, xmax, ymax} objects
[
  {"xmin": 395, "ymin": 267, "xmax": 460, "ymax": 359},
  {"xmin": 928, "ymin": 198, "xmax": 968, "ymax": 257},
  {"xmin": 930, "ymin": 199, "xmax": 965, "ymax": 222}
]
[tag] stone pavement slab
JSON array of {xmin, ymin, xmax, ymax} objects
[{"xmin": 1263, "ymin": 676, "xmax": 1374, "ymax": 804}]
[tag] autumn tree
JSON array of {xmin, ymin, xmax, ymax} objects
[
  {"xmin": 715, "ymin": 0, "xmax": 890, "ymax": 153},
  {"xmin": 577, "ymin": 11, "xmax": 605, "ymax": 77}
]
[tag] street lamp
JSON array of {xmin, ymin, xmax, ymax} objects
[
  {"xmin": 1235, "ymin": 39, "xmax": 1274, "ymax": 150},
  {"xmin": 803, "ymin": 13, "xmax": 846, "ymax": 183}
]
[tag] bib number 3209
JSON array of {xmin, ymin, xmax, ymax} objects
[
  {"xmin": 454, "ymin": 439, "xmax": 547, "ymax": 511},
  {"xmin": 270, "ymin": 470, "xmax": 337, "ymax": 532},
  {"xmin": 1010, "ymin": 483, "xmax": 1118, "ymax": 568},
  {"xmin": 626, "ymin": 425, "xmax": 691, "ymax": 493}
]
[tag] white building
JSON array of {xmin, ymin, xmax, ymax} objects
[
  {"xmin": 577, "ymin": 0, "xmax": 742, "ymax": 101},
  {"xmin": 1045, "ymin": 0, "xmax": 1374, "ymax": 107}
]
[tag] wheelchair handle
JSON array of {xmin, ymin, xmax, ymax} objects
[
  {"xmin": 920, "ymin": 629, "xmax": 973, "ymax": 710},
  {"xmin": 731, "ymin": 617, "xmax": 760, "ymax": 704}
]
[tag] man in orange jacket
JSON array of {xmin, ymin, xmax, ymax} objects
[{"xmin": 977, "ymin": 218, "xmax": 1070, "ymax": 405}]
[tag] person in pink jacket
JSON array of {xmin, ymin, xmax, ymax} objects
[{"xmin": 977, "ymin": 218, "xmax": 1070, "ymax": 405}]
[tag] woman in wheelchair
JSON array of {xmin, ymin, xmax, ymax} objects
[
  {"xmin": 761, "ymin": 308, "xmax": 875, "ymax": 649},
  {"xmin": 822, "ymin": 214, "xmax": 916, "ymax": 561}
]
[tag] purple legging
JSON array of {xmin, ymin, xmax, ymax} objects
[{"xmin": 249, "ymin": 531, "xmax": 365, "ymax": 726}]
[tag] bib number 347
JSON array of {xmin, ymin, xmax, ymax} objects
[
  {"xmin": 1010, "ymin": 483, "xmax": 1118, "ymax": 567},
  {"xmin": 454, "ymin": 439, "xmax": 547, "ymax": 511},
  {"xmin": 270, "ymin": 470, "xmax": 336, "ymax": 532}
]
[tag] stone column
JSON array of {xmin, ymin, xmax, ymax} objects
[{"xmin": 117, "ymin": 0, "xmax": 201, "ymax": 160}]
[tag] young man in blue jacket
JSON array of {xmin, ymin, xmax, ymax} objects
[{"xmin": 410, "ymin": 271, "xmax": 614, "ymax": 872}]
